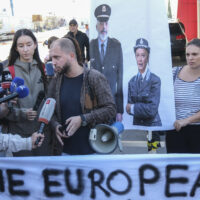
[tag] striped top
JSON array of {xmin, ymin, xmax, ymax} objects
[{"xmin": 173, "ymin": 66, "xmax": 200, "ymax": 124}]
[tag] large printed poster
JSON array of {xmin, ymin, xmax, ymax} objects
[{"xmin": 89, "ymin": 0, "xmax": 176, "ymax": 131}]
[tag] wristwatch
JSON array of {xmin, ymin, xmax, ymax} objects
[{"xmin": 80, "ymin": 114, "xmax": 87, "ymax": 126}]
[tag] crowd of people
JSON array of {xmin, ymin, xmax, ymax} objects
[
  {"xmin": 0, "ymin": 14, "xmax": 116, "ymax": 156},
  {"xmin": 0, "ymin": 4, "xmax": 200, "ymax": 157}
]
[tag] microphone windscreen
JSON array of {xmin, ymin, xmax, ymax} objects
[
  {"xmin": 16, "ymin": 85, "xmax": 29, "ymax": 98},
  {"xmin": 45, "ymin": 62, "xmax": 54, "ymax": 76},
  {"xmin": 10, "ymin": 77, "xmax": 24, "ymax": 93}
]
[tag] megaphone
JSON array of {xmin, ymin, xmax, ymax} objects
[{"xmin": 89, "ymin": 122, "xmax": 124, "ymax": 154}]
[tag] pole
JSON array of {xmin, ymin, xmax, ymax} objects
[{"xmin": 10, "ymin": 0, "xmax": 14, "ymax": 16}]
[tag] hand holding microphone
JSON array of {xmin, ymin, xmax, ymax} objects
[
  {"xmin": 35, "ymin": 98, "xmax": 56, "ymax": 145},
  {"xmin": 31, "ymin": 132, "xmax": 45, "ymax": 149}
]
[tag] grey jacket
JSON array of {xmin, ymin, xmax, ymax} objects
[
  {"xmin": 128, "ymin": 69, "xmax": 162, "ymax": 126},
  {"xmin": 90, "ymin": 37, "xmax": 123, "ymax": 114},
  {"xmin": 3, "ymin": 59, "xmax": 44, "ymax": 136},
  {"xmin": 0, "ymin": 133, "xmax": 31, "ymax": 153}
]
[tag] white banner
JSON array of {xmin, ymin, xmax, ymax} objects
[{"xmin": 0, "ymin": 154, "xmax": 200, "ymax": 199}]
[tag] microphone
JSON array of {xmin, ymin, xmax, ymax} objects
[
  {"xmin": 10, "ymin": 77, "xmax": 24, "ymax": 93},
  {"xmin": 33, "ymin": 91, "xmax": 45, "ymax": 111},
  {"xmin": 0, "ymin": 85, "xmax": 29, "ymax": 104},
  {"xmin": 35, "ymin": 98, "xmax": 56, "ymax": 145},
  {"xmin": 1, "ymin": 71, "xmax": 12, "ymax": 93},
  {"xmin": 45, "ymin": 62, "xmax": 54, "ymax": 77}
]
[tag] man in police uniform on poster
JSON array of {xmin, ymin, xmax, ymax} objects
[{"xmin": 90, "ymin": 4, "xmax": 124, "ymax": 122}]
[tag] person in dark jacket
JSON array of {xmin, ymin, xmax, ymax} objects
[
  {"xmin": 47, "ymin": 37, "xmax": 116, "ymax": 155},
  {"xmin": 126, "ymin": 38, "xmax": 162, "ymax": 126},
  {"xmin": 90, "ymin": 4, "xmax": 123, "ymax": 122},
  {"xmin": 64, "ymin": 19, "xmax": 89, "ymax": 64}
]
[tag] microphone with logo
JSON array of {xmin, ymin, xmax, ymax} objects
[
  {"xmin": 10, "ymin": 77, "xmax": 24, "ymax": 93},
  {"xmin": 1, "ymin": 71, "xmax": 12, "ymax": 94},
  {"xmin": 8, "ymin": 77, "xmax": 25, "ymax": 108},
  {"xmin": 0, "ymin": 85, "xmax": 29, "ymax": 104},
  {"xmin": 35, "ymin": 98, "xmax": 56, "ymax": 145}
]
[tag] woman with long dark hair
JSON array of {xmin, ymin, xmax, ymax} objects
[{"xmin": 2, "ymin": 29, "xmax": 50, "ymax": 156}]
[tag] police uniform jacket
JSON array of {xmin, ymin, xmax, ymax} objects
[
  {"xmin": 90, "ymin": 37, "xmax": 123, "ymax": 114},
  {"xmin": 128, "ymin": 69, "xmax": 162, "ymax": 126}
]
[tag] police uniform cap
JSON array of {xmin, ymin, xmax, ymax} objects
[
  {"xmin": 94, "ymin": 4, "xmax": 111, "ymax": 22},
  {"xmin": 134, "ymin": 38, "xmax": 150, "ymax": 53}
]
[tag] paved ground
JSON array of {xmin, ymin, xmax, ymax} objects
[{"xmin": 112, "ymin": 130, "xmax": 166, "ymax": 154}]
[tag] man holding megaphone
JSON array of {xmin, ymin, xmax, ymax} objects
[{"xmin": 47, "ymin": 37, "xmax": 116, "ymax": 155}]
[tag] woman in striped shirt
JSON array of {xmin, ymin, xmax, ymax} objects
[{"xmin": 166, "ymin": 38, "xmax": 200, "ymax": 153}]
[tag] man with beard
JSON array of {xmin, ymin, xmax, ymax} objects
[
  {"xmin": 47, "ymin": 37, "xmax": 116, "ymax": 155},
  {"xmin": 90, "ymin": 4, "xmax": 124, "ymax": 122}
]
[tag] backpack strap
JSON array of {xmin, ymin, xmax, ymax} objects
[{"xmin": 8, "ymin": 65, "xmax": 15, "ymax": 79}]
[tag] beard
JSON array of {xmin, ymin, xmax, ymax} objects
[
  {"xmin": 99, "ymin": 31, "xmax": 108, "ymax": 41},
  {"xmin": 60, "ymin": 62, "xmax": 71, "ymax": 74}
]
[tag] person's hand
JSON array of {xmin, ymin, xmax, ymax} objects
[
  {"xmin": 126, "ymin": 103, "xmax": 131, "ymax": 114},
  {"xmin": 9, "ymin": 98, "xmax": 18, "ymax": 105},
  {"xmin": 174, "ymin": 118, "xmax": 189, "ymax": 131},
  {"xmin": 65, "ymin": 116, "xmax": 81, "ymax": 137},
  {"xmin": 116, "ymin": 113, "xmax": 123, "ymax": 122},
  {"xmin": 31, "ymin": 132, "xmax": 44, "ymax": 149},
  {"xmin": 0, "ymin": 102, "xmax": 9, "ymax": 118},
  {"xmin": 26, "ymin": 108, "xmax": 37, "ymax": 121},
  {"xmin": 55, "ymin": 124, "xmax": 67, "ymax": 146}
]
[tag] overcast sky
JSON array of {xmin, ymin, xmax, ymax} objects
[
  {"xmin": 1, "ymin": 0, "xmax": 90, "ymax": 22},
  {"xmin": 0, "ymin": 0, "xmax": 177, "ymax": 23}
]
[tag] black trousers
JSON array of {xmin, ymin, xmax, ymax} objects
[{"xmin": 166, "ymin": 125, "xmax": 200, "ymax": 153}]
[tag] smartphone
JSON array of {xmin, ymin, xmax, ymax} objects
[
  {"xmin": 45, "ymin": 62, "xmax": 54, "ymax": 76},
  {"xmin": 59, "ymin": 124, "xmax": 68, "ymax": 136}
]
